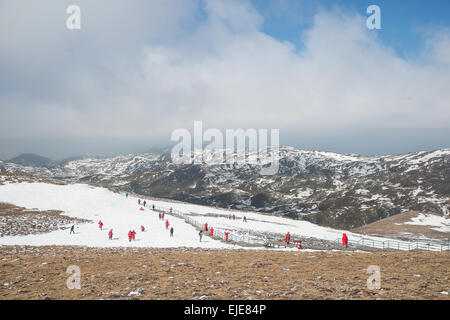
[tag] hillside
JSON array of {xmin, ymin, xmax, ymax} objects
[
  {"xmin": 352, "ymin": 211, "xmax": 450, "ymax": 241},
  {"xmin": 2, "ymin": 147, "xmax": 449, "ymax": 229}
]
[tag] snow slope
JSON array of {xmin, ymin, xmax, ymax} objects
[
  {"xmin": 0, "ymin": 182, "xmax": 436, "ymax": 250},
  {"xmin": 147, "ymin": 196, "xmax": 404, "ymax": 244},
  {"xmin": 404, "ymin": 213, "xmax": 450, "ymax": 233},
  {"xmin": 0, "ymin": 183, "xmax": 235, "ymax": 249}
]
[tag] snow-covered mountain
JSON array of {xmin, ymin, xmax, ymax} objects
[{"xmin": 2, "ymin": 147, "xmax": 449, "ymax": 229}]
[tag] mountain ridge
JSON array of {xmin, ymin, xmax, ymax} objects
[{"xmin": 2, "ymin": 147, "xmax": 449, "ymax": 229}]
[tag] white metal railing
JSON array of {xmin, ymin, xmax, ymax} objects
[{"xmin": 336, "ymin": 237, "xmax": 450, "ymax": 252}]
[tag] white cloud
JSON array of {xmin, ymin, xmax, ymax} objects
[{"xmin": 0, "ymin": 0, "xmax": 449, "ymax": 144}]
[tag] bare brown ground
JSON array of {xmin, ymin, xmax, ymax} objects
[
  {"xmin": 0, "ymin": 172, "xmax": 67, "ymax": 186},
  {"xmin": 352, "ymin": 211, "xmax": 450, "ymax": 241},
  {"xmin": 0, "ymin": 246, "xmax": 448, "ymax": 300}
]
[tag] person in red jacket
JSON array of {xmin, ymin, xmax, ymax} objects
[
  {"xmin": 161, "ymin": 212, "xmax": 165, "ymax": 220},
  {"xmin": 108, "ymin": 229, "xmax": 113, "ymax": 240},
  {"xmin": 138, "ymin": 199, "xmax": 141, "ymax": 205},
  {"xmin": 210, "ymin": 227, "xmax": 214, "ymax": 236},
  {"xmin": 132, "ymin": 230, "xmax": 136, "ymax": 241},
  {"xmin": 128, "ymin": 230, "xmax": 132, "ymax": 242},
  {"xmin": 342, "ymin": 233, "xmax": 348, "ymax": 248},
  {"xmin": 141, "ymin": 225, "xmax": 145, "ymax": 232},
  {"xmin": 286, "ymin": 232, "xmax": 291, "ymax": 244},
  {"xmin": 165, "ymin": 220, "xmax": 169, "ymax": 229},
  {"xmin": 224, "ymin": 232, "xmax": 230, "ymax": 241},
  {"xmin": 98, "ymin": 220, "xmax": 103, "ymax": 230},
  {"xmin": 243, "ymin": 216, "xmax": 247, "ymax": 223},
  {"xmin": 204, "ymin": 223, "xmax": 208, "ymax": 231}
]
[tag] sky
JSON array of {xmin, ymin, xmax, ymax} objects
[{"xmin": 0, "ymin": 0, "xmax": 449, "ymax": 160}]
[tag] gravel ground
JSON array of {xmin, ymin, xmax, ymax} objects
[
  {"xmin": 0, "ymin": 246, "xmax": 448, "ymax": 300},
  {"xmin": 0, "ymin": 203, "xmax": 91, "ymax": 237}
]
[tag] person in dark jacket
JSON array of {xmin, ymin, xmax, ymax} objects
[{"xmin": 170, "ymin": 227, "xmax": 174, "ymax": 237}]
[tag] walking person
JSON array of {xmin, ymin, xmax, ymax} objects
[
  {"xmin": 70, "ymin": 225, "xmax": 75, "ymax": 234},
  {"xmin": 170, "ymin": 227, "xmax": 174, "ymax": 237},
  {"xmin": 342, "ymin": 233, "xmax": 348, "ymax": 249},
  {"xmin": 108, "ymin": 229, "xmax": 113, "ymax": 240},
  {"xmin": 98, "ymin": 220, "xmax": 103, "ymax": 230},
  {"xmin": 286, "ymin": 232, "xmax": 291, "ymax": 244},
  {"xmin": 199, "ymin": 230, "xmax": 203, "ymax": 242}
]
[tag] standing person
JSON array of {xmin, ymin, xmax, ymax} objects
[
  {"xmin": 158, "ymin": 213, "xmax": 161, "ymax": 220},
  {"xmin": 141, "ymin": 225, "xmax": 145, "ymax": 232},
  {"xmin": 152, "ymin": 204, "xmax": 155, "ymax": 210},
  {"xmin": 98, "ymin": 220, "xmax": 103, "ymax": 230},
  {"xmin": 138, "ymin": 199, "xmax": 141, "ymax": 205},
  {"xmin": 132, "ymin": 230, "xmax": 136, "ymax": 241},
  {"xmin": 286, "ymin": 232, "xmax": 291, "ymax": 244},
  {"xmin": 210, "ymin": 227, "xmax": 214, "ymax": 236},
  {"xmin": 342, "ymin": 233, "xmax": 348, "ymax": 249},
  {"xmin": 224, "ymin": 232, "xmax": 230, "ymax": 241},
  {"xmin": 128, "ymin": 230, "xmax": 132, "ymax": 242},
  {"xmin": 204, "ymin": 223, "xmax": 208, "ymax": 231},
  {"xmin": 232, "ymin": 214, "xmax": 235, "ymax": 220},
  {"xmin": 143, "ymin": 200, "xmax": 146, "ymax": 207},
  {"xmin": 70, "ymin": 225, "xmax": 75, "ymax": 234},
  {"xmin": 170, "ymin": 207, "xmax": 173, "ymax": 214},
  {"xmin": 161, "ymin": 212, "xmax": 165, "ymax": 220},
  {"xmin": 165, "ymin": 220, "xmax": 169, "ymax": 229},
  {"xmin": 170, "ymin": 227, "xmax": 174, "ymax": 237},
  {"xmin": 243, "ymin": 216, "xmax": 247, "ymax": 223},
  {"xmin": 126, "ymin": 192, "xmax": 128, "ymax": 198},
  {"xmin": 108, "ymin": 229, "xmax": 113, "ymax": 240},
  {"xmin": 199, "ymin": 230, "xmax": 203, "ymax": 242}
]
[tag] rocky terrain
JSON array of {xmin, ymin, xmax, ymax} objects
[
  {"xmin": 0, "ymin": 246, "xmax": 448, "ymax": 300},
  {"xmin": 0, "ymin": 202, "xmax": 90, "ymax": 237},
  {"xmin": 1, "ymin": 147, "xmax": 449, "ymax": 229}
]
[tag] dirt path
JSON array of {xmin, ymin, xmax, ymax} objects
[{"xmin": 0, "ymin": 246, "xmax": 448, "ymax": 300}]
